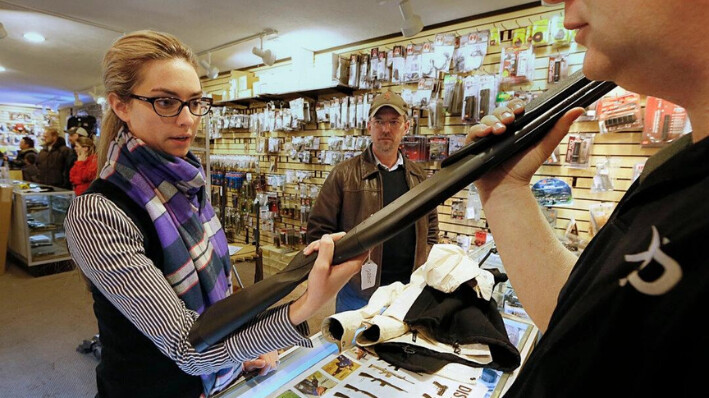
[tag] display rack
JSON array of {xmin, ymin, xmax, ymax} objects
[{"xmin": 7, "ymin": 184, "xmax": 75, "ymax": 275}]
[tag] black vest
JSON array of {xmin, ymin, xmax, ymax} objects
[{"xmin": 84, "ymin": 179, "xmax": 203, "ymax": 398}]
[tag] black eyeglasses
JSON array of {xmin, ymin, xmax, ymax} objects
[{"xmin": 129, "ymin": 94, "xmax": 213, "ymax": 117}]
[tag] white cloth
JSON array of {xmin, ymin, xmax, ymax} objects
[{"xmin": 322, "ymin": 244, "xmax": 496, "ymax": 376}]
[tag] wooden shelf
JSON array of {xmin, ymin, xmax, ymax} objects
[{"xmin": 214, "ymin": 84, "xmax": 355, "ymax": 108}]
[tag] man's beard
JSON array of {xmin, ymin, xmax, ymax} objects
[{"xmin": 374, "ymin": 140, "xmax": 396, "ymax": 154}]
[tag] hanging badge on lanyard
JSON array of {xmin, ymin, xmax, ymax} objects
[{"xmin": 360, "ymin": 252, "xmax": 378, "ymax": 290}]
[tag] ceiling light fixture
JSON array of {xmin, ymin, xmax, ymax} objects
[
  {"xmin": 0, "ymin": 22, "xmax": 7, "ymax": 40},
  {"xmin": 199, "ymin": 52, "xmax": 219, "ymax": 79},
  {"xmin": 398, "ymin": 0, "xmax": 424, "ymax": 37},
  {"xmin": 251, "ymin": 35, "xmax": 276, "ymax": 66},
  {"xmin": 74, "ymin": 92, "xmax": 83, "ymax": 107},
  {"xmin": 196, "ymin": 28, "xmax": 278, "ymax": 67},
  {"xmin": 0, "ymin": 65, "xmax": 6, "ymax": 72},
  {"xmin": 23, "ymin": 32, "xmax": 45, "ymax": 43},
  {"xmin": 88, "ymin": 86, "xmax": 107, "ymax": 105}
]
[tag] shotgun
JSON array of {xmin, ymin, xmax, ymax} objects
[{"xmin": 189, "ymin": 70, "xmax": 617, "ymax": 352}]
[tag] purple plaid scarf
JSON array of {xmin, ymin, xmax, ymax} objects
[{"xmin": 100, "ymin": 129, "xmax": 235, "ymax": 394}]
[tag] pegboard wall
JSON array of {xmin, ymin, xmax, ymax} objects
[{"xmin": 200, "ymin": 3, "xmax": 663, "ymax": 253}]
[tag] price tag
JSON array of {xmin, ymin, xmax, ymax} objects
[{"xmin": 360, "ymin": 258, "xmax": 378, "ymax": 290}]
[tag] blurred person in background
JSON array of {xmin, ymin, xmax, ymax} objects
[
  {"xmin": 69, "ymin": 136, "xmax": 97, "ymax": 196},
  {"xmin": 37, "ymin": 127, "xmax": 72, "ymax": 188}
]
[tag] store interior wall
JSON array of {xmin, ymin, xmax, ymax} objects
[{"xmin": 201, "ymin": 3, "xmax": 660, "ymax": 258}]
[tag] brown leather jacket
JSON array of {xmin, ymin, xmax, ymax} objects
[{"xmin": 307, "ymin": 145, "xmax": 439, "ymax": 299}]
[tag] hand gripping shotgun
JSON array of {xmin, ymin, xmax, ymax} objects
[{"xmin": 189, "ymin": 70, "xmax": 617, "ymax": 352}]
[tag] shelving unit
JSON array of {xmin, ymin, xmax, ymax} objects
[{"xmin": 214, "ymin": 83, "xmax": 355, "ymax": 108}]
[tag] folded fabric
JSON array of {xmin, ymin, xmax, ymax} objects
[
  {"xmin": 390, "ymin": 283, "xmax": 521, "ymax": 373},
  {"xmin": 322, "ymin": 243, "xmax": 519, "ymax": 378},
  {"xmin": 322, "ymin": 282, "xmax": 405, "ymax": 351},
  {"xmin": 420, "ymin": 244, "xmax": 495, "ymax": 300}
]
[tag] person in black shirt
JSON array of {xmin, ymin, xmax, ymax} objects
[
  {"xmin": 9, "ymin": 136, "xmax": 38, "ymax": 169},
  {"xmin": 322, "ymin": 0, "xmax": 708, "ymax": 395},
  {"xmin": 460, "ymin": 0, "xmax": 709, "ymax": 396}
]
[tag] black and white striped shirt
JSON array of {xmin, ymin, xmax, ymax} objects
[{"xmin": 65, "ymin": 193, "xmax": 311, "ymax": 379}]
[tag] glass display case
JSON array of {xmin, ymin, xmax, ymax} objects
[
  {"xmin": 216, "ymin": 314, "xmax": 538, "ymax": 398},
  {"xmin": 8, "ymin": 184, "xmax": 75, "ymax": 274}
]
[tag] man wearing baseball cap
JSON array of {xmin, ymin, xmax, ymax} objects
[{"xmin": 307, "ymin": 91, "xmax": 439, "ymax": 312}]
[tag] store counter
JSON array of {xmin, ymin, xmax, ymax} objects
[{"xmin": 215, "ymin": 314, "xmax": 537, "ymax": 398}]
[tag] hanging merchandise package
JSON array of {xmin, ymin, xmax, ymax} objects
[
  {"xmin": 548, "ymin": 54, "xmax": 569, "ymax": 84},
  {"xmin": 348, "ymin": 97, "xmax": 357, "ymax": 130},
  {"xmin": 461, "ymin": 75, "xmax": 481, "ymax": 123},
  {"xmin": 530, "ymin": 19, "xmax": 550, "ymax": 45},
  {"xmin": 532, "ymin": 177, "xmax": 573, "ymax": 207},
  {"xmin": 427, "ymin": 136, "xmax": 448, "ymax": 161},
  {"xmin": 477, "ymin": 74, "xmax": 498, "ymax": 120},
  {"xmin": 466, "ymin": 184, "xmax": 483, "ymax": 222},
  {"xmin": 596, "ymin": 91, "xmax": 643, "ymax": 134},
  {"xmin": 448, "ymin": 134, "xmax": 466, "ymax": 156},
  {"xmin": 378, "ymin": 49, "xmax": 389, "ymax": 82},
  {"xmin": 442, "ymin": 74, "xmax": 462, "ymax": 114},
  {"xmin": 340, "ymin": 97, "xmax": 349, "ymax": 130},
  {"xmin": 462, "ymin": 30, "xmax": 490, "ymax": 72},
  {"xmin": 565, "ymin": 133, "xmax": 594, "ymax": 169},
  {"xmin": 415, "ymin": 78, "xmax": 435, "ymax": 108},
  {"xmin": 355, "ymin": 95, "xmax": 364, "ymax": 130},
  {"xmin": 369, "ymin": 48, "xmax": 379, "ymax": 86},
  {"xmin": 427, "ymin": 96, "xmax": 445, "ymax": 131},
  {"xmin": 590, "ymin": 157, "xmax": 616, "ymax": 193},
  {"xmin": 391, "ymin": 45, "xmax": 405, "ymax": 84},
  {"xmin": 550, "ymin": 14, "xmax": 572, "ymax": 46},
  {"xmin": 499, "ymin": 45, "xmax": 535, "ymax": 84},
  {"xmin": 328, "ymin": 99, "xmax": 339, "ymax": 129},
  {"xmin": 640, "ymin": 96, "xmax": 688, "ymax": 147},
  {"xmin": 420, "ymin": 41, "xmax": 436, "ymax": 78},
  {"xmin": 348, "ymin": 54, "xmax": 359, "ymax": 88},
  {"xmin": 432, "ymin": 33, "xmax": 456, "ymax": 74},
  {"xmin": 511, "ymin": 27, "xmax": 528, "ymax": 48},
  {"xmin": 589, "ymin": 202, "xmax": 615, "ymax": 237},
  {"xmin": 404, "ymin": 43, "xmax": 422, "ymax": 83},
  {"xmin": 359, "ymin": 53, "xmax": 370, "ymax": 89}
]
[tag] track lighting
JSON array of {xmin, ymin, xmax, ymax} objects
[
  {"xmin": 196, "ymin": 28, "xmax": 278, "ymax": 68},
  {"xmin": 74, "ymin": 92, "xmax": 83, "ymax": 107},
  {"xmin": 398, "ymin": 0, "xmax": 424, "ymax": 37},
  {"xmin": 252, "ymin": 36, "xmax": 276, "ymax": 66},
  {"xmin": 199, "ymin": 53, "xmax": 219, "ymax": 79},
  {"xmin": 88, "ymin": 86, "xmax": 106, "ymax": 105}
]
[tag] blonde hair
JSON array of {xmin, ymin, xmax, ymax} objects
[
  {"xmin": 75, "ymin": 136, "xmax": 96, "ymax": 156},
  {"xmin": 97, "ymin": 30, "xmax": 199, "ymax": 170},
  {"xmin": 44, "ymin": 127, "xmax": 59, "ymax": 138}
]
